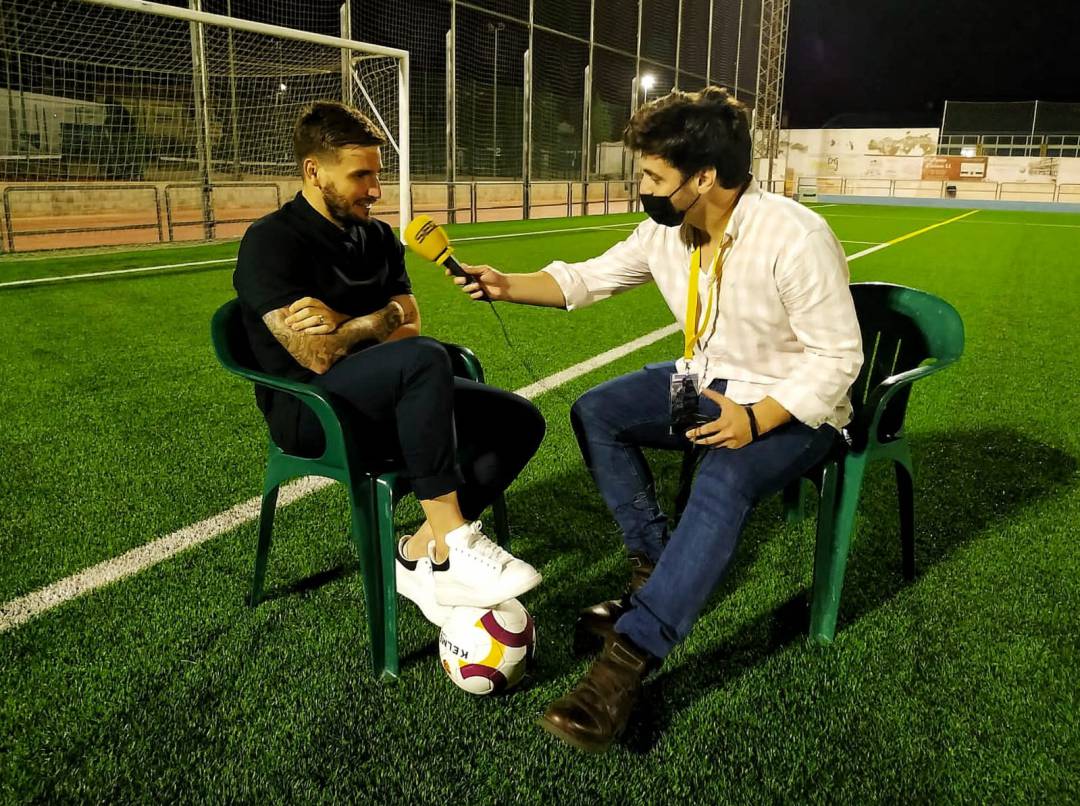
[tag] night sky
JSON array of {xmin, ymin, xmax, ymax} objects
[{"xmin": 784, "ymin": 0, "xmax": 1080, "ymax": 129}]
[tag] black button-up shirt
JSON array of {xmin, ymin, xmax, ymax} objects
[{"xmin": 232, "ymin": 192, "xmax": 412, "ymax": 446}]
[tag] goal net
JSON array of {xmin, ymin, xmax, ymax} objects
[{"xmin": 0, "ymin": 0, "xmax": 410, "ymax": 247}]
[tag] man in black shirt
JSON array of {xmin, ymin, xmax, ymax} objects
[{"xmin": 233, "ymin": 101, "xmax": 544, "ymax": 625}]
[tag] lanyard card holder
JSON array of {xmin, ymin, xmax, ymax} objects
[{"xmin": 669, "ymin": 372, "xmax": 706, "ymax": 435}]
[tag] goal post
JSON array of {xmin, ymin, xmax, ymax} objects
[{"xmin": 4, "ymin": 0, "xmax": 411, "ymax": 240}]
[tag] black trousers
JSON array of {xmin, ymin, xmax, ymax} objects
[{"xmin": 292, "ymin": 336, "xmax": 545, "ymax": 518}]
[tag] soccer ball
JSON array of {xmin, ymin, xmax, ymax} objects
[{"xmin": 438, "ymin": 598, "xmax": 536, "ymax": 695}]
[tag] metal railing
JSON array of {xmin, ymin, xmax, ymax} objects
[
  {"xmin": 163, "ymin": 182, "xmax": 282, "ymax": 242},
  {"xmin": 0, "ymin": 178, "xmax": 646, "ymax": 254},
  {"xmin": 795, "ymin": 176, "xmax": 1080, "ymax": 204},
  {"xmin": 0, "ymin": 181, "xmax": 287, "ymax": 252},
  {"xmin": 938, "ymin": 134, "xmax": 1080, "ymax": 158},
  {"xmin": 408, "ymin": 179, "xmax": 639, "ymax": 225},
  {"xmin": 2, "ymin": 183, "xmax": 163, "ymax": 252},
  {"xmin": 0, "ymin": 175, "xmax": 849, "ymax": 254}
]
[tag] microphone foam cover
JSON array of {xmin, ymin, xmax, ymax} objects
[{"xmin": 403, "ymin": 215, "xmax": 452, "ymax": 264}]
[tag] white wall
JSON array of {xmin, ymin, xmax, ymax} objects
[{"xmin": 779, "ymin": 127, "xmax": 1080, "ymax": 195}]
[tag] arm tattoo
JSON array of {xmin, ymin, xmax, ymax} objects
[
  {"xmin": 262, "ymin": 308, "xmax": 346, "ymax": 375},
  {"xmin": 261, "ymin": 301, "xmax": 405, "ymax": 375}
]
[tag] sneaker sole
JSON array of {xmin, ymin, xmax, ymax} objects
[
  {"xmin": 433, "ymin": 570, "xmax": 542, "ymax": 608},
  {"xmin": 395, "ymin": 568, "xmax": 451, "ymax": 628}
]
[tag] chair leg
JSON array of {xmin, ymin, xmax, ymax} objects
[
  {"xmin": 492, "ymin": 492, "xmax": 510, "ymax": 547},
  {"xmin": 347, "ymin": 480, "xmax": 395, "ymax": 681},
  {"xmin": 374, "ymin": 476, "xmax": 400, "ymax": 679},
  {"xmin": 250, "ymin": 484, "xmax": 280, "ymax": 606},
  {"xmin": 673, "ymin": 446, "xmax": 702, "ymax": 525},
  {"xmin": 783, "ymin": 479, "xmax": 808, "ymax": 525},
  {"xmin": 895, "ymin": 456, "xmax": 916, "ymax": 581},
  {"xmin": 809, "ymin": 455, "xmax": 867, "ymax": 645}
]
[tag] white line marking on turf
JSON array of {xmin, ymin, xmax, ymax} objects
[
  {"xmin": 0, "ymin": 221, "xmax": 645, "ymax": 289},
  {"xmin": 515, "ymin": 323, "xmax": 680, "ymax": 399},
  {"xmin": 0, "ymin": 258, "xmax": 236, "ymax": 289},
  {"xmin": 818, "ymin": 211, "xmax": 1080, "ymax": 229},
  {"xmin": 958, "ymin": 218, "xmax": 1080, "ymax": 229},
  {"xmin": 0, "ymin": 207, "xmax": 985, "ymax": 632},
  {"xmin": 454, "ymin": 221, "xmax": 641, "ymax": 242},
  {"xmin": 0, "ymin": 322, "xmax": 679, "ymax": 633},
  {"xmin": 0, "ymin": 476, "xmax": 332, "ymax": 633}
]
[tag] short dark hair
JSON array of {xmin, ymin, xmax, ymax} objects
[
  {"xmin": 623, "ymin": 86, "xmax": 751, "ymax": 188},
  {"xmin": 292, "ymin": 100, "xmax": 387, "ymax": 170}
]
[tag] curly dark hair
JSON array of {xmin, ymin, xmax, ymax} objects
[
  {"xmin": 292, "ymin": 100, "xmax": 387, "ymax": 171},
  {"xmin": 623, "ymin": 86, "xmax": 752, "ymax": 188}
]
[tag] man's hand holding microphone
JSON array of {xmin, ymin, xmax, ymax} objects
[
  {"xmin": 447, "ymin": 263, "xmax": 511, "ymax": 301},
  {"xmin": 403, "ymin": 215, "xmax": 566, "ymax": 308}
]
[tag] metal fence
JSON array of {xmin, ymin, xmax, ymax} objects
[
  {"xmin": 795, "ymin": 176, "xmax": 1080, "ymax": 205},
  {"xmin": 0, "ymin": 0, "xmax": 762, "ymax": 252},
  {"xmin": 358, "ymin": 0, "xmax": 762, "ymax": 183},
  {"xmin": 0, "ymin": 177, "xmax": 644, "ymax": 252},
  {"xmin": 939, "ymin": 100, "xmax": 1080, "ymax": 158}
]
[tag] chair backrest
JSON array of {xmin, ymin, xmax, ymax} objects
[
  {"xmin": 211, "ymin": 298, "xmax": 263, "ymax": 380},
  {"xmin": 848, "ymin": 282, "xmax": 964, "ymax": 440}
]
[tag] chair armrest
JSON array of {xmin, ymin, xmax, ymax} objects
[
  {"xmin": 858, "ymin": 357, "xmax": 959, "ymax": 444},
  {"xmin": 221, "ymin": 363, "xmax": 350, "ymax": 458},
  {"xmin": 443, "ymin": 342, "xmax": 485, "ymax": 383}
]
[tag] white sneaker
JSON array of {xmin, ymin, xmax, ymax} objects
[
  {"xmin": 394, "ymin": 536, "xmax": 452, "ymax": 627},
  {"xmin": 431, "ymin": 521, "xmax": 542, "ymax": 608}
]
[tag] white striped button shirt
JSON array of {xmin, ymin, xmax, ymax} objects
[{"xmin": 541, "ymin": 181, "xmax": 864, "ymax": 431}]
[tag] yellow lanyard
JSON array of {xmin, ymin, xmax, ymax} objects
[{"xmin": 683, "ymin": 243, "xmax": 724, "ymax": 361}]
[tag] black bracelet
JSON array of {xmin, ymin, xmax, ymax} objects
[{"xmin": 743, "ymin": 405, "xmax": 759, "ymax": 441}]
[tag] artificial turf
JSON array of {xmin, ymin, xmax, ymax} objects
[{"xmin": 1, "ymin": 204, "xmax": 1077, "ymax": 803}]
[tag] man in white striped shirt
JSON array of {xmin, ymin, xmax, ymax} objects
[{"xmin": 450, "ymin": 86, "xmax": 863, "ymax": 752}]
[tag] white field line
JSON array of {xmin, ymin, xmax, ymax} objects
[
  {"xmin": 957, "ymin": 218, "xmax": 1080, "ymax": 229},
  {"xmin": 847, "ymin": 242, "xmax": 894, "ymax": 260},
  {"xmin": 0, "ymin": 258, "xmax": 236, "ymax": 289},
  {"xmin": 0, "ymin": 477, "xmax": 332, "ymax": 633},
  {"xmin": 0, "ymin": 221, "xmax": 645, "ymax": 290},
  {"xmin": 820, "ymin": 212, "xmax": 1080, "ymax": 230},
  {"xmin": 454, "ymin": 221, "xmax": 641, "ymax": 242},
  {"xmin": 515, "ymin": 323, "xmax": 680, "ymax": 399},
  {"xmin": 0, "ymin": 206, "xmax": 980, "ymax": 632}
]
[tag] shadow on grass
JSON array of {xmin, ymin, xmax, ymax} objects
[
  {"xmin": 245, "ymin": 428, "xmax": 1076, "ymax": 694},
  {"xmin": 619, "ymin": 427, "xmax": 1078, "ymax": 752},
  {"xmin": 257, "ymin": 565, "xmax": 353, "ymax": 604}
]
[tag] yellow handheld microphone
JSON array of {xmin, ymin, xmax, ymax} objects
[{"xmin": 403, "ymin": 215, "xmax": 492, "ymax": 301}]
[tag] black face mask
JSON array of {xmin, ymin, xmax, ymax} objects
[{"xmin": 639, "ymin": 173, "xmax": 701, "ymax": 227}]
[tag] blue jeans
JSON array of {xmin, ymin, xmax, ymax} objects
[{"xmin": 570, "ymin": 361, "xmax": 837, "ymax": 659}]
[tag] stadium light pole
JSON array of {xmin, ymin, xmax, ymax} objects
[{"xmin": 488, "ymin": 21, "xmax": 505, "ymax": 177}]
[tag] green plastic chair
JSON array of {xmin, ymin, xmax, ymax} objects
[
  {"xmin": 210, "ymin": 298, "xmax": 510, "ymax": 680},
  {"xmin": 678, "ymin": 282, "xmax": 964, "ymax": 644}
]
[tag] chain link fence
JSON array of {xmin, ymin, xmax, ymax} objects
[{"xmin": 0, "ymin": 0, "xmax": 760, "ymax": 250}]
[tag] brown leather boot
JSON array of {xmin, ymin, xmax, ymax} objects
[
  {"xmin": 540, "ymin": 633, "xmax": 657, "ymax": 753},
  {"xmin": 573, "ymin": 552, "xmax": 655, "ymax": 656}
]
